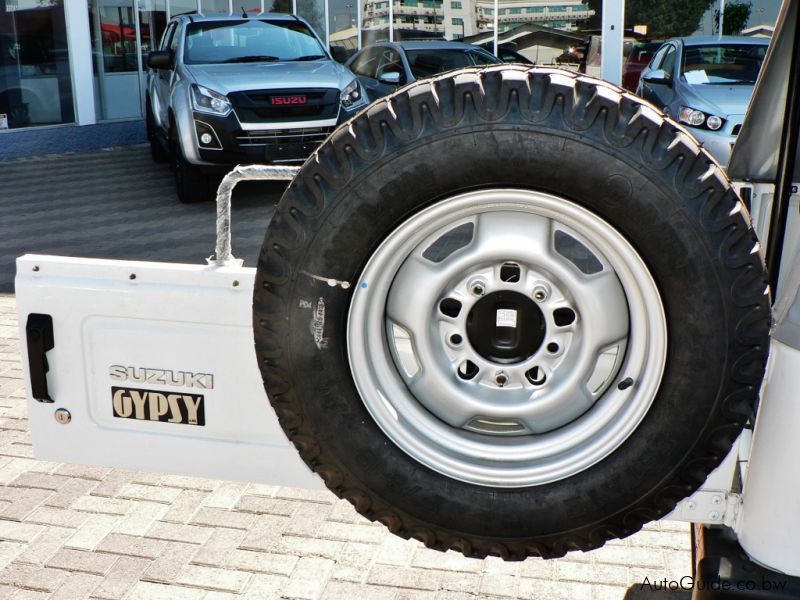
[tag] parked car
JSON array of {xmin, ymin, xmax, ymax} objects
[
  {"xmin": 145, "ymin": 13, "xmax": 368, "ymax": 202},
  {"xmin": 479, "ymin": 43, "xmax": 534, "ymax": 65},
  {"xmin": 636, "ymin": 36, "xmax": 770, "ymax": 166},
  {"xmin": 345, "ymin": 41, "xmax": 500, "ymax": 101},
  {"xmin": 622, "ymin": 40, "xmax": 662, "ymax": 92}
]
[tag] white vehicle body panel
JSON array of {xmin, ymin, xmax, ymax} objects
[
  {"xmin": 737, "ymin": 339, "xmax": 800, "ymax": 576},
  {"xmin": 15, "ymin": 255, "xmax": 322, "ymax": 490}
]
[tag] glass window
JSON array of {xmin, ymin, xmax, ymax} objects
[
  {"xmin": 89, "ymin": 0, "xmax": 143, "ymax": 120},
  {"xmin": 0, "ymin": 0, "xmax": 74, "ymax": 129},
  {"xmin": 450, "ymin": 1, "xmax": 461, "ymax": 8},
  {"xmin": 351, "ymin": 45, "xmax": 383, "ymax": 77},
  {"xmin": 169, "ymin": 0, "xmax": 199, "ymax": 18},
  {"xmin": 200, "ymin": 0, "xmax": 232, "ymax": 14},
  {"xmin": 406, "ymin": 48, "xmax": 496, "ymax": 78},
  {"xmin": 139, "ymin": 1, "xmax": 167, "ymax": 57},
  {"xmin": 452, "ymin": 17, "xmax": 463, "ymax": 25},
  {"xmin": 376, "ymin": 47, "xmax": 405, "ymax": 82},
  {"xmin": 661, "ymin": 45, "xmax": 676, "ymax": 76},
  {"xmin": 296, "ymin": 0, "xmax": 326, "ymax": 41},
  {"xmin": 509, "ymin": 8, "xmax": 522, "ymax": 14},
  {"xmin": 361, "ymin": 0, "xmax": 388, "ymax": 46},
  {"xmin": 649, "ymin": 44, "xmax": 668, "ymax": 70},
  {"xmin": 184, "ymin": 19, "xmax": 325, "ymax": 64},
  {"xmin": 681, "ymin": 43, "xmax": 768, "ymax": 85},
  {"xmin": 329, "ymin": 0, "xmax": 358, "ymax": 54},
  {"xmin": 527, "ymin": 7, "xmax": 543, "ymax": 13}
]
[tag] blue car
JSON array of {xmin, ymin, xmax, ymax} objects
[{"xmin": 636, "ymin": 36, "xmax": 770, "ymax": 166}]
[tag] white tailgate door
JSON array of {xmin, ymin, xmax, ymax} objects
[{"xmin": 15, "ymin": 254, "xmax": 322, "ymax": 489}]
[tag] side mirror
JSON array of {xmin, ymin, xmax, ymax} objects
[
  {"xmin": 643, "ymin": 69, "xmax": 672, "ymax": 86},
  {"xmin": 147, "ymin": 50, "xmax": 173, "ymax": 70},
  {"xmin": 330, "ymin": 46, "xmax": 350, "ymax": 64},
  {"xmin": 378, "ymin": 71, "xmax": 402, "ymax": 85}
]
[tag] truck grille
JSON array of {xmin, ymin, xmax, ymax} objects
[
  {"xmin": 228, "ymin": 88, "xmax": 340, "ymax": 124},
  {"xmin": 235, "ymin": 127, "xmax": 335, "ymax": 148}
]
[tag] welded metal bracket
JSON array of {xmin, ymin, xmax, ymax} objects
[{"xmin": 208, "ymin": 164, "xmax": 300, "ymax": 266}]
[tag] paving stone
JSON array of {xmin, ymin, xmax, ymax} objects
[
  {"xmin": 367, "ymin": 565, "xmax": 440, "ymax": 591},
  {"xmin": 224, "ymin": 549, "xmax": 298, "ymax": 575},
  {"xmin": 159, "ymin": 490, "xmax": 208, "ymax": 525},
  {"xmin": 317, "ymin": 521, "xmax": 385, "ymax": 544},
  {"xmin": 14, "ymin": 526, "xmax": 73, "ymax": 566},
  {"xmin": 0, "ymin": 520, "xmax": 44, "ymax": 543},
  {"xmin": 275, "ymin": 535, "xmax": 345, "ymax": 560},
  {"xmin": 118, "ymin": 483, "xmax": 182, "ymax": 505},
  {"xmin": 189, "ymin": 507, "xmax": 256, "ymax": 530},
  {"xmin": 190, "ymin": 527, "xmax": 247, "ymax": 567},
  {"xmin": 95, "ymin": 533, "xmax": 167, "ymax": 559},
  {"xmin": 175, "ymin": 564, "xmax": 252, "ymax": 593},
  {"xmin": 141, "ymin": 542, "xmax": 198, "ymax": 584},
  {"xmin": 64, "ymin": 514, "xmax": 120, "ymax": 551},
  {"xmin": 112, "ymin": 501, "xmax": 167, "ymax": 537},
  {"xmin": 0, "ymin": 541, "xmax": 25, "ymax": 569},
  {"xmin": 25, "ymin": 506, "xmax": 88, "ymax": 529},
  {"xmin": 126, "ymin": 581, "xmax": 206, "ymax": 599},
  {"xmin": 0, "ymin": 563, "xmax": 69, "ymax": 592},
  {"xmin": 242, "ymin": 573, "xmax": 288, "ymax": 598},
  {"xmin": 49, "ymin": 572, "xmax": 103, "ymax": 600},
  {"xmin": 203, "ymin": 482, "xmax": 249, "ymax": 510},
  {"xmin": 145, "ymin": 521, "xmax": 213, "ymax": 545},
  {"xmin": 46, "ymin": 548, "xmax": 118, "ymax": 576},
  {"xmin": 70, "ymin": 496, "xmax": 131, "ymax": 516},
  {"xmin": 91, "ymin": 556, "xmax": 150, "ymax": 599}
]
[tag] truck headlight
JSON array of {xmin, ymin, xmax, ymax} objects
[
  {"xmin": 192, "ymin": 85, "xmax": 232, "ymax": 117},
  {"xmin": 679, "ymin": 106, "xmax": 725, "ymax": 131},
  {"xmin": 341, "ymin": 79, "xmax": 367, "ymax": 110}
]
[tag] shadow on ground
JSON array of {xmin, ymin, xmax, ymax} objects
[
  {"xmin": 624, "ymin": 585, "xmax": 692, "ymax": 599},
  {"xmin": 1, "ymin": 145, "xmax": 286, "ymax": 293}
]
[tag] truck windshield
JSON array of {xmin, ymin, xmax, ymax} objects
[
  {"xmin": 184, "ymin": 20, "xmax": 326, "ymax": 64},
  {"xmin": 681, "ymin": 43, "xmax": 768, "ymax": 85}
]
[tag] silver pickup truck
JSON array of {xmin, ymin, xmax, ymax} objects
[{"xmin": 145, "ymin": 13, "xmax": 367, "ymax": 203}]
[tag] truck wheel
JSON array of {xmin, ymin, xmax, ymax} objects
[
  {"xmin": 146, "ymin": 102, "xmax": 170, "ymax": 164},
  {"xmin": 171, "ymin": 127, "xmax": 211, "ymax": 204},
  {"xmin": 253, "ymin": 67, "xmax": 770, "ymax": 559}
]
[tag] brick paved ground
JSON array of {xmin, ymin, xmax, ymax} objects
[{"xmin": 0, "ymin": 148, "xmax": 693, "ymax": 599}]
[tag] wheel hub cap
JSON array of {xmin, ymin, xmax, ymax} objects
[{"xmin": 466, "ymin": 290, "xmax": 545, "ymax": 364}]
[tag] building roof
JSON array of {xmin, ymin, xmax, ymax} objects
[
  {"xmin": 677, "ymin": 35, "xmax": 771, "ymax": 46},
  {"xmin": 463, "ymin": 22, "xmax": 589, "ymax": 47},
  {"xmin": 392, "ymin": 40, "xmax": 481, "ymax": 50}
]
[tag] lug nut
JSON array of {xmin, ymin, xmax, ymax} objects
[
  {"xmin": 495, "ymin": 371, "xmax": 508, "ymax": 387},
  {"xmin": 532, "ymin": 285, "xmax": 549, "ymax": 302},
  {"xmin": 471, "ymin": 282, "xmax": 486, "ymax": 297}
]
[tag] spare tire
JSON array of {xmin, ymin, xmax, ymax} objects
[{"xmin": 253, "ymin": 66, "xmax": 770, "ymax": 559}]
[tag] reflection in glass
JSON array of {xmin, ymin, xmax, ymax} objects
[
  {"xmin": 296, "ymin": 0, "xmax": 326, "ymax": 43},
  {"xmin": 361, "ymin": 0, "xmax": 388, "ymax": 46},
  {"xmin": 89, "ymin": 0, "xmax": 143, "ymax": 120},
  {"xmin": 329, "ymin": 0, "xmax": 358, "ymax": 54},
  {"xmin": 169, "ymin": 0, "xmax": 199, "ymax": 18},
  {"xmin": 200, "ymin": 0, "xmax": 232, "ymax": 14},
  {"xmin": 0, "ymin": 0, "xmax": 74, "ymax": 129},
  {"xmin": 139, "ymin": 0, "xmax": 167, "ymax": 57}
]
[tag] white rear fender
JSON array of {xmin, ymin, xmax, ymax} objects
[{"xmin": 15, "ymin": 254, "xmax": 322, "ymax": 489}]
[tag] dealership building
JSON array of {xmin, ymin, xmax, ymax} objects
[{"xmin": 1, "ymin": 0, "xmax": 591, "ymax": 160}]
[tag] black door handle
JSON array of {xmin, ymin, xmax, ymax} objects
[{"xmin": 25, "ymin": 314, "xmax": 54, "ymax": 403}]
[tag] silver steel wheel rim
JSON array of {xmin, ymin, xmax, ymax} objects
[{"xmin": 347, "ymin": 189, "xmax": 667, "ymax": 487}]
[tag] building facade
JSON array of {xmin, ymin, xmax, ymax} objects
[{"xmin": 1, "ymin": 0, "xmax": 590, "ymax": 158}]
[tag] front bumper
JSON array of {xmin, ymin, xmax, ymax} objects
[
  {"xmin": 688, "ymin": 127, "xmax": 736, "ymax": 167},
  {"xmin": 188, "ymin": 107, "xmax": 360, "ymax": 168}
]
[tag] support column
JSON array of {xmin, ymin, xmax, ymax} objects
[
  {"xmin": 64, "ymin": 0, "xmax": 97, "ymax": 125},
  {"xmin": 601, "ymin": 0, "xmax": 625, "ymax": 86}
]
